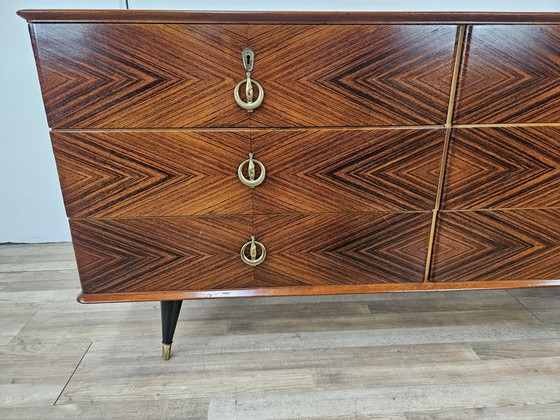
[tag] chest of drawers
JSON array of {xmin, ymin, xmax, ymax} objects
[{"xmin": 19, "ymin": 10, "xmax": 560, "ymax": 359}]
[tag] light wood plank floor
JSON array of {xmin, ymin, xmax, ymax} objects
[{"xmin": 0, "ymin": 243, "xmax": 559, "ymax": 419}]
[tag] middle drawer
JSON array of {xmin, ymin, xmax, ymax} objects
[{"xmin": 52, "ymin": 128, "xmax": 444, "ymax": 218}]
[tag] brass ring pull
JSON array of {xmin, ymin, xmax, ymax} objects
[
  {"xmin": 238, "ymin": 153, "xmax": 266, "ymax": 188},
  {"xmin": 234, "ymin": 75, "xmax": 264, "ymax": 112},
  {"xmin": 240, "ymin": 236, "xmax": 266, "ymax": 266}
]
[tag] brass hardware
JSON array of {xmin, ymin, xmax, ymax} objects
[
  {"xmin": 240, "ymin": 236, "xmax": 266, "ymax": 266},
  {"xmin": 238, "ymin": 153, "xmax": 266, "ymax": 188},
  {"xmin": 162, "ymin": 343, "xmax": 172, "ymax": 360},
  {"xmin": 234, "ymin": 48, "xmax": 264, "ymax": 112},
  {"xmin": 242, "ymin": 48, "xmax": 254, "ymax": 72}
]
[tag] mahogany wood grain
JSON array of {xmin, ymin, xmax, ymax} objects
[
  {"xmin": 431, "ymin": 209, "xmax": 560, "ymax": 283},
  {"xmin": 252, "ymin": 128, "xmax": 444, "ymax": 212},
  {"xmin": 442, "ymin": 127, "xmax": 560, "ymax": 210},
  {"xmin": 70, "ymin": 216, "xmax": 253, "ymax": 293},
  {"xmin": 248, "ymin": 25, "xmax": 456, "ymax": 127},
  {"xmin": 455, "ymin": 25, "xmax": 560, "ymax": 124},
  {"xmin": 51, "ymin": 130, "xmax": 251, "ymax": 218},
  {"xmin": 31, "ymin": 24, "xmax": 248, "ymax": 128},
  {"xmin": 18, "ymin": 10, "xmax": 560, "ymax": 25},
  {"xmin": 253, "ymin": 212, "xmax": 432, "ymax": 286}
]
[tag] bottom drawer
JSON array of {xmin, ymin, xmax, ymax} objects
[
  {"xmin": 71, "ymin": 217, "xmax": 254, "ymax": 293},
  {"xmin": 254, "ymin": 212, "xmax": 432, "ymax": 287},
  {"xmin": 72, "ymin": 212, "xmax": 431, "ymax": 296},
  {"xmin": 431, "ymin": 209, "xmax": 560, "ymax": 282}
]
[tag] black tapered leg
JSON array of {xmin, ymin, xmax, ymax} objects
[{"xmin": 161, "ymin": 300, "xmax": 183, "ymax": 360}]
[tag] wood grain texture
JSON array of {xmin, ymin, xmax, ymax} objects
[
  {"xmin": 76, "ymin": 280, "xmax": 560, "ymax": 303},
  {"xmin": 71, "ymin": 212, "xmax": 433, "ymax": 299},
  {"xmin": 51, "ymin": 130, "xmax": 251, "ymax": 218},
  {"xmin": 31, "ymin": 24, "xmax": 248, "ymax": 128},
  {"xmin": 455, "ymin": 25, "xmax": 560, "ymax": 124},
  {"xmin": 442, "ymin": 127, "xmax": 560, "ymax": 210},
  {"xmin": 509, "ymin": 288, "xmax": 560, "ymax": 323},
  {"xmin": 253, "ymin": 129, "xmax": 444, "ymax": 212},
  {"xmin": 21, "ymin": 12, "xmax": 560, "ymax": 303},
  {"xmin": 253, "ymin": 212, "xmax": 432, "ymax": 287},
  {"xmin": 70, "ymin": 217, "xmax": 254, "ymax": 293},
  {"xmin": 17, "ymin": 10, "xmax": 560, "ymax": 24},
  {"xmin": 249, "ymin": 25, "xmax": 457, "ymax": 126},
  {"xmin": 431, "ymin": 209, "xmax": 560, "ymax": 283},
  {"xmin": 32, "ymin": 23, "xmax": 457, "ymax": 128},
  {"xmin": 52, "ymin": 127, "xmax": 445, "ymax": 218}
]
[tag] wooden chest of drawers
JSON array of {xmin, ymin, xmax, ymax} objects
[{"xmin": 19, "ymin": 10, "xmax": 560, "ymax": 359}]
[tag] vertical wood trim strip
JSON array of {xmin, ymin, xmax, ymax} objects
[
  {"xmin": 445, "ymin": 25, "xmax": 466, "ymax": 128},
  {"xmin": 423, "ymin": 25, "xmax": 466, "ymax": 282}
]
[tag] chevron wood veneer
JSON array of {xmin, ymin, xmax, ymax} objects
[
  {"xmin": 51, "ymin": 130, "xmax": 252, "ymax": 217},
  {"xmin": 30, "ymin": 23, "xmax": 457, "ymax": 128},
  {"xmin": 253, "ymin": 129, "xmax": 444, "ymax": 213},
  {"xmin": 431, "ymin": 209, "xmax": 560, "ymax": 283},
  {"xmin": 254, "ymin": 212, "xmax": 432, "ymax": 286},
  {"xmin": 19, "ymin": 10, "xmax": 560, "ymax": 359},
  {"xmin": 442, "ymin": 127, "xmax": 560, "ymax": 210},
  {"xmin": 455, "ymin": 25, "xmax": 560, "ymax": 124},
  {"xmin": 32, "ymin": 24, "xmax": 249, "ymax": 128},
  {"xmin": 248, "ymin": 25, "xmax": 457, "ymax": 127},
  {"xmin": 71, "ymin": 216, "xmax": 254, "ymax": 293}
]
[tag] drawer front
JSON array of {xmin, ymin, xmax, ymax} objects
[
  {"xmin": 32, "ymin": 23, "xmax": 457, "ymax": 128},
  {"xmin": 253, "ymin": 212, "xmax": 432, "ymax": 287},
  {"xmin": 248, "ymin": 25, "xmax": 457, "ymax": 126},
  {"xmin": 32, "ymin": 24, "xmax": 248, "ymax": 128},
  {"xmin": 431, "ymin": 209, "xmax": 560, "ymax": 282},
  {"xmin": 253, "ymin": 129, "xmax": 444, "ymax": 212},
  {"xmin": 51, "ymin": 131, "xmax": 252, "ymax": 218},
  {"xmin": 442, "ymin": 127, "xmax": 560, "ymax": 210},
  {"xmin": 71, "ymin": 217, "xmax": 254, "ymax": 293},
  {"xmin": 455, "ymin": 25, "xmax": 560, "ymax": 124},
  {"xmin": 53, "ymin": 128, "xmax": 444, "ymax": 218}
]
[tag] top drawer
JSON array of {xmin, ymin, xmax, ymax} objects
[
  {"xmin": 31, "ymin": 24, "xmax": 457, "ymax": 128},
  {"xmin": 454, "ymin": 25, "xmax": 560, "ymax": 124}
]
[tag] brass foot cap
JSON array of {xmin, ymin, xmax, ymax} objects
[{"xmin": 162, "ymin": 343, "xmax": 172, "ymax": 361}]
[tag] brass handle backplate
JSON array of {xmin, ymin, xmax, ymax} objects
[
  {"xmin": 238, "ymin": 153, "xmax": 266, "ymax": 188},
  {"xmin": 240, "ymin": 236, "xmax": 266, "ymax": 266},
  {"xmin": 234, "ymin": 48, "xmax": 264, "ymax": 112}
]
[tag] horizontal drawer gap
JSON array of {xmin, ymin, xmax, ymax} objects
[
  {"xmin": 454, "ymin": 123, "xmax": 560, "ymax": 128},
  {"xmin": 51, "ymin": 125, "xmax": 446, "ymax": 132},
  {"xmin": 51, "ymin": 123, "xmax": 560, "ymax": 133},
  {"xmin": 68, "ymin": 209, "xmax": 433, "ymax": 222},
  {"xmin": 441, "ymin": 206, "xmax": 560, "ymax": 213}
]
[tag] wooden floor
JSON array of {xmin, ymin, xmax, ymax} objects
[{"xmin": 0, "ymin": 243, "xmax": 559, "ymax": 419}]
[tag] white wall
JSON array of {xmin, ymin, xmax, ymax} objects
[
  {"xmin": 0, "ymin": 0, "xmax": 124, "ymax": 243},
  {"xmin": 1, "ymin": 1, "xmax": 559, "ymax": 243}
]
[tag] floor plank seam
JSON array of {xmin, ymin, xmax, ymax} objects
[
  {"xmin": 506, "ymin": 290, "xmax": 546, "ymax": 324},
  {"xmin": 6, "ymin": 303, "xmax": 47, "ymax": 346},
  {"xmin": 53, "ymin": 341, "xmax": 93, "ymax": 406}
]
